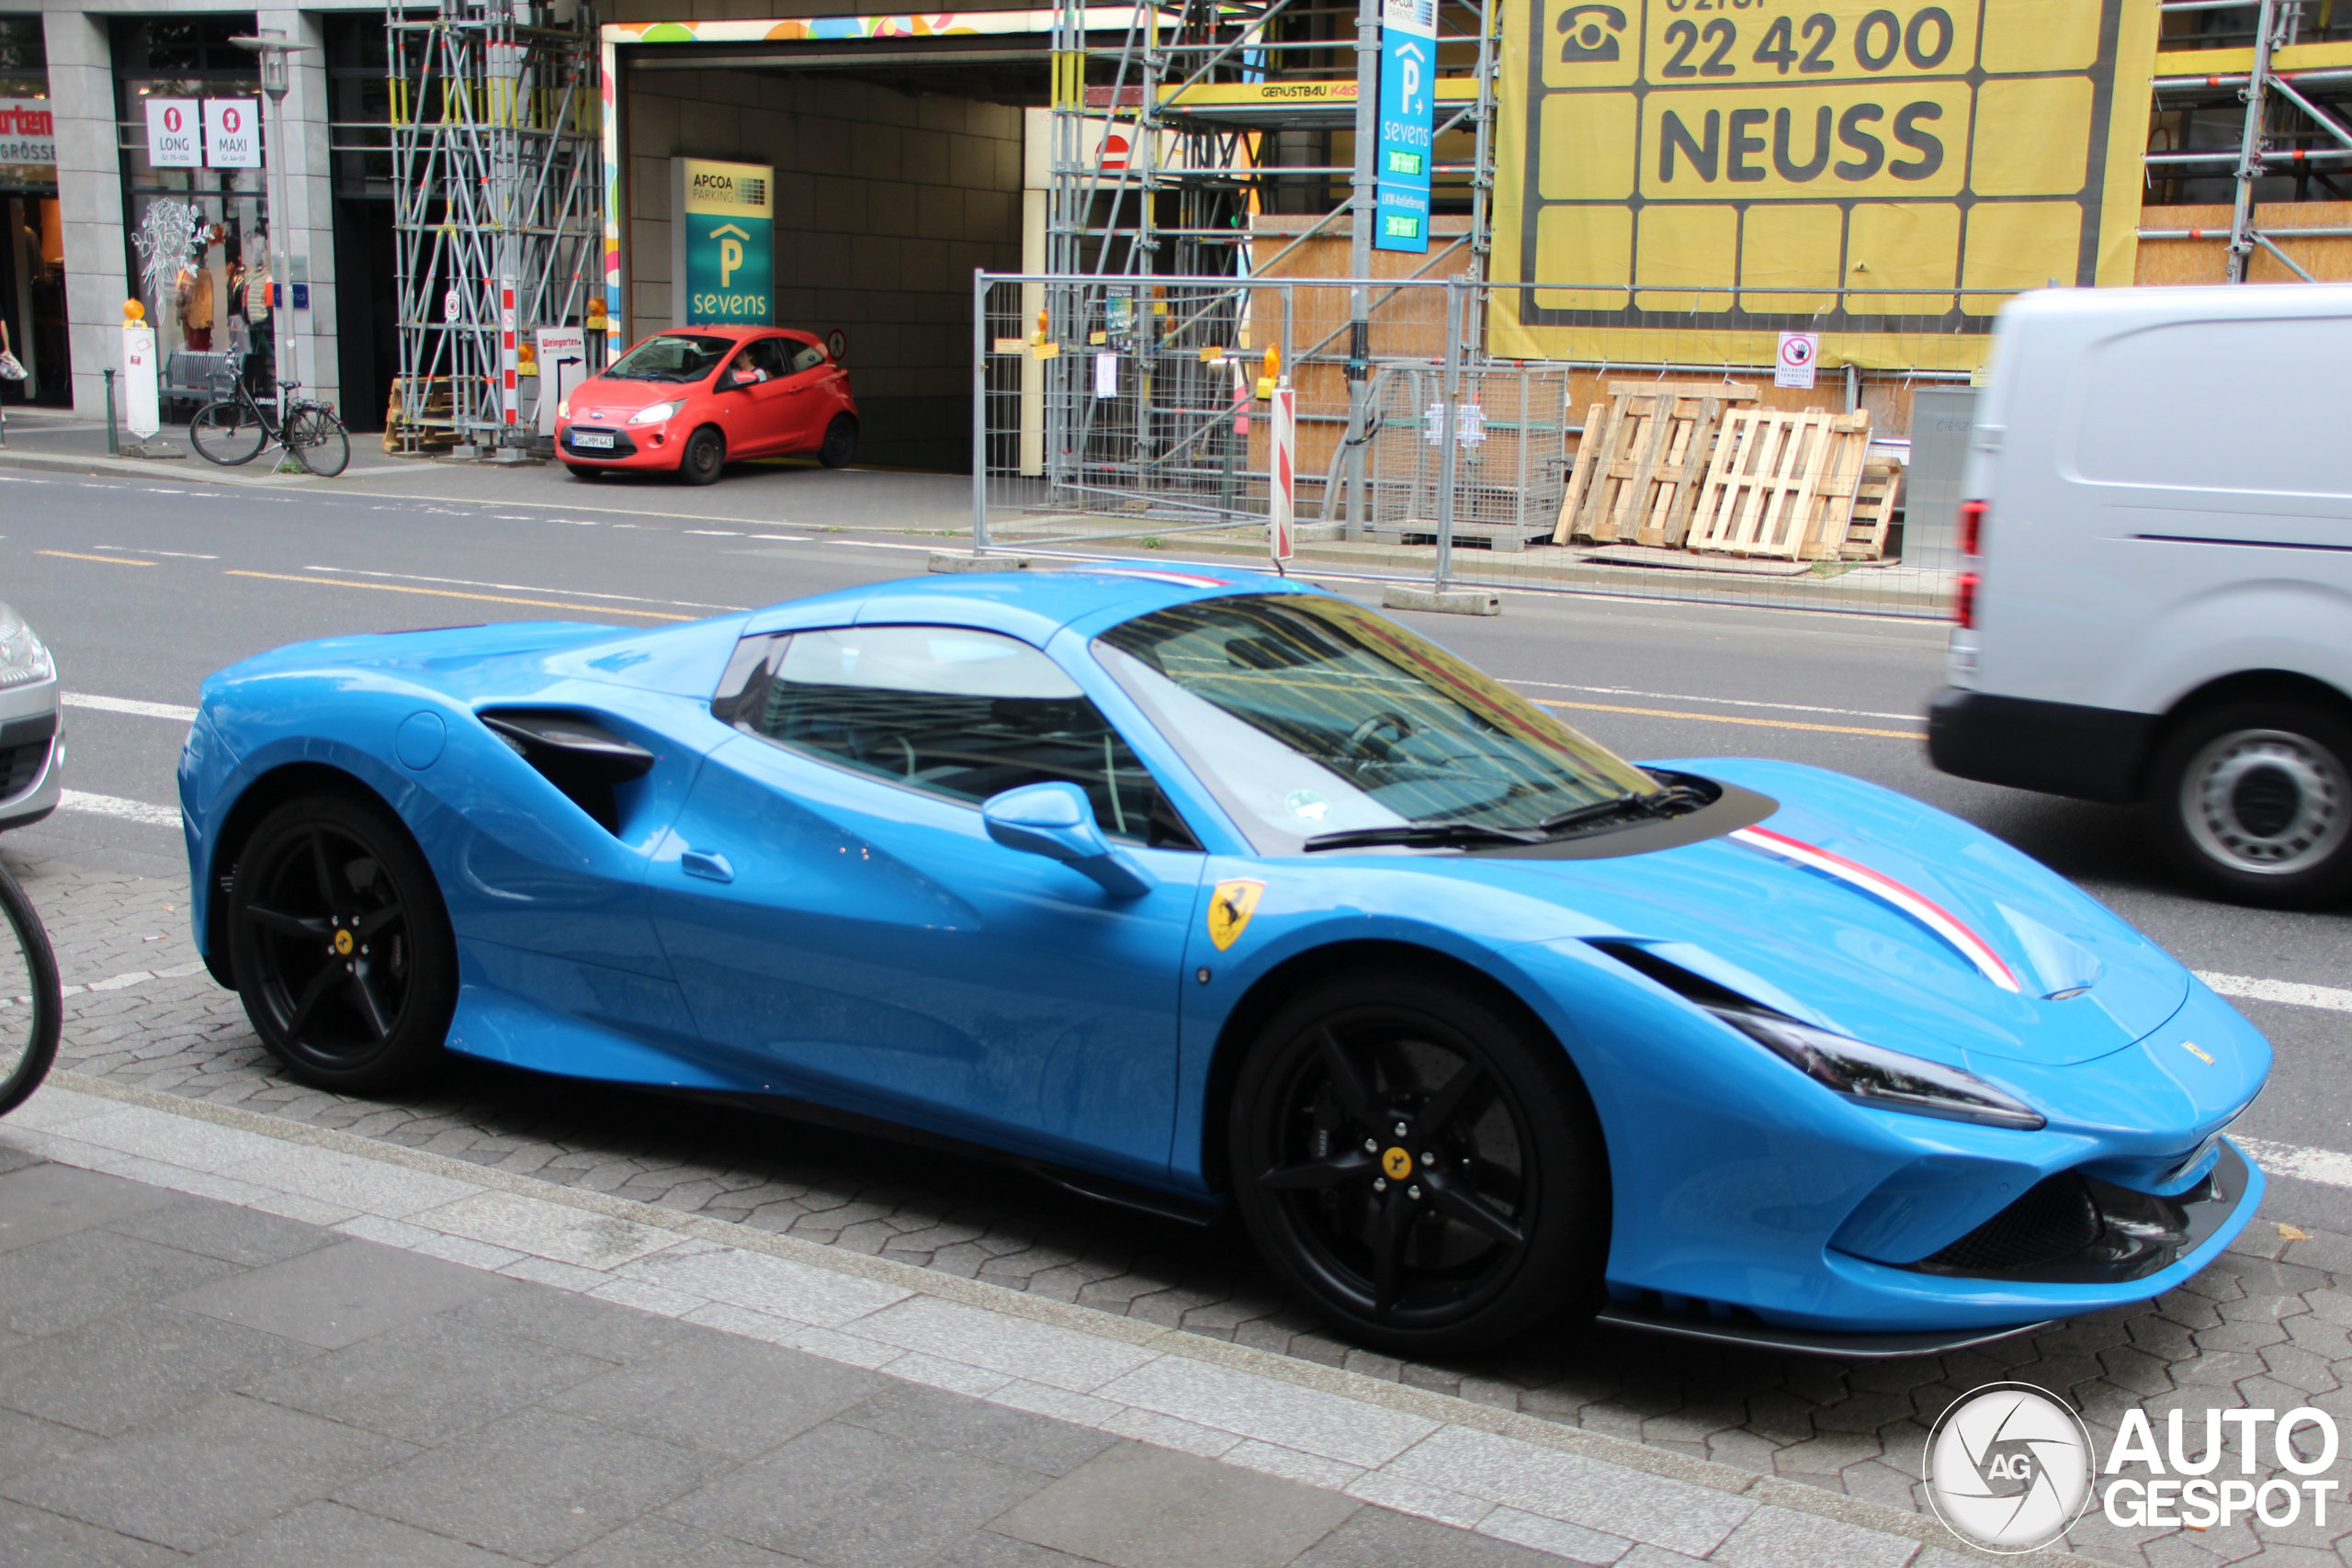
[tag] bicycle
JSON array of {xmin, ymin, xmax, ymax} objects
[
  {"xmin": 0, "ymin": 861, "xmax": 62, "ymax": 1117},
  {"xmin": 188, "ymin": 376, "xmax": 351, "ymax": 479}
]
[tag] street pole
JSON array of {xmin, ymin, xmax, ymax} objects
[
  {"xmin": 1434, "ymin": 275, "xmax": 1461, "ymax": 592},
  {"xmin": 1342, "ymin": 0, "xmax": 1379, "ymax": 539},
  {"xmin": 232, "ymin": 32, "xmax": 311, "ymax": 432}
]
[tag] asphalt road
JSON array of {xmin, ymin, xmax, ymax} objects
[{"xmin": 6, "ymin": 463, "xmax": 2349, "ymax": 1230}]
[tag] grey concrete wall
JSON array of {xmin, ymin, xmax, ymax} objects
[{"xmin": 624, "ymin": 68, "xmax": 1023, "ymax": 471}]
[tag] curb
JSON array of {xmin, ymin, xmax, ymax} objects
[{"xmin": 41, "ymin": 1066, "xmax": 2109, "ymax": 1568}]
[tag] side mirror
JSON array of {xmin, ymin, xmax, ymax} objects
[{"xmin": 982, "ymin": 782, "xmax": 1148, "ymax": 898}]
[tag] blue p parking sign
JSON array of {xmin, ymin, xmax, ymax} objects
[{"xmin": 1375, "ymin": 0, "xmax": 1436, "ymax": 254}]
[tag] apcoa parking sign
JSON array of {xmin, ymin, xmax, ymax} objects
[
  {"xmin": 671, "ymin": 158, "xmax": 774, "ymax": 327},
  {"xmin": 1490, "ymin": 0, "xmax": 2162, "ymax": 373}
]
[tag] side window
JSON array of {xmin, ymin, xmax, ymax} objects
[
  {"xmin": 711, "ymin": 626, "xmax": 1201, "ymax": 850},
  {"xmin": 785, "ymin": 337, "xmax": 827, "ymax": 375},
  {"xmin": 730, "ymin": 339, "xmax": 786, "ymax": 384}
]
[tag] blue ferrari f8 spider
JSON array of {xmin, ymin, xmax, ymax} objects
[{"xmin": 179, "ymin": 568, "xmax": 2269, "ymax": 1357}]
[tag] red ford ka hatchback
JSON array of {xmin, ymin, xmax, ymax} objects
[{"xmin": 556, "ymin": 325, "xmax": 859, "ymax": 484}]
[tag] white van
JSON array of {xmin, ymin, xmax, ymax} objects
[{"xmin": 1928, "ymin": 282, "xmax": 2352, "ymax": 908}]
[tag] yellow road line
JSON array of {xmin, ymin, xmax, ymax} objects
[
  {"xmin": 223, "ymin": 570, "xmax": 694, "ymax": 622},
  {"xmin": 40, "ymin": 549, "xmax": 155, "ymax": 567},
  {"xmin": 1535, "ymin": 697, "xmax": 1920, "ymax": 740}
]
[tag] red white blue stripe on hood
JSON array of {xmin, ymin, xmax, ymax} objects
[{"xmin": 1729, "ymin": 825, "xmax": 2023, "ymax": 994}]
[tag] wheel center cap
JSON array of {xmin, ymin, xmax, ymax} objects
[
  {"xmin": 333, "ymin": 930, "xmax": 354, "ymax": 956},
  {"xmin": 1381, "ymin": 1147, "xmax": 1413, "ymax": 1180}
]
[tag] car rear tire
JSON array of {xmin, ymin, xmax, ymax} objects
[
  {"xmin": 818, "ymin": 415, "xmax": 857, "ymax": 470},
  {"xmin": 1227, "ymin": 970, "xmax": 1607, "ymax": 1357},
  {"xmin": 679, "ymin": 426, "xmax": 725, "ymax": 486},
  {"xmin": 2149, "ymin": 696, "xmax": 2352, "ymax": 908},
  {"xmin": 227, "ymin": 791, "xmax": 458, "ymax": 1092}
]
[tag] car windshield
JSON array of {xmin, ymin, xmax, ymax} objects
[
  {"xmin": 1094, "ymin": 593, "xmax": 1667, "ymax": 852},
  {"xmin": 605, "ymin": 334, "xmax": 733, "ymax": 383}
]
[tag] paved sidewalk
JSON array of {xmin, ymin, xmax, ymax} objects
[{"xmin": 0, "ymin": 1077, "xmax": 2042, "ymax": 1568}]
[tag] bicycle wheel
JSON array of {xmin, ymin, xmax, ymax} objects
[
  {"xmin": 286, "ymin": 407, "xmax": 351, "ymax": 479},
  {"xmin": 188, "ymin": 399, "xmax": 266, "ymax": 467},
  {"xmin": 0, "ymin": 862, "xmax": 62, "ymax": 1117}
]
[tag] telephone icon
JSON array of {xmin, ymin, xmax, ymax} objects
[{"xmin": 1555, "ymin": 4, "xmax": 1626, "ymax": 62}]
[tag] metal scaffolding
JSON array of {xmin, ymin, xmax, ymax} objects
[
  {"xmin": 1046, "ymin": 0, "xmax": 1497, "ymax": 283},
  {"xmin": 2144, "ymin": 0, "xmax": 2352, "ymax": 279},
  {"xmin": 1029, "ymin": 0, "xmax": 1499, "ymax": 529},
  {"xmin": 383, "ymin": 0, "xmax": 602, "ymax": 456}
]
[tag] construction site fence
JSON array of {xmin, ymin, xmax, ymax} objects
[{"xmin": 971, "ymin": 272, "xmax": 2019, "ymax": 621}]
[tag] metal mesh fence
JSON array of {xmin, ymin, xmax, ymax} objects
[{"xmin": 972, "ymin": 272, "xmax": 2013, "ymax": 619}]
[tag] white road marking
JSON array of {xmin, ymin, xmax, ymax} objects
[
  {"xmin": 58, "ymin": 790, "xmax": 180, "ymax": 829},
  {"xmin": 62, "ymin": 693, "xmax": 198, "ymax": 723},
  {"xmin": 298, "ymin": 565, "xmax": 745, "ymax": 614},
  {"xmin": 90, "ymin": 544, "xmax": 219, "ymax": 560},
  {"xmin": 748, "ymin": 534, "xmax": 808, "ymax": 541},
  {"xmin": 684, "ymin": 529, "xmax": 741, "ymax": 536},
  {"xmin": 1502, "ymin": 679, "xmax": 1922, "ymax": 726},
  {"xmin": 2199, "ymin": 971, "xmax": 2352, "ymax": 1015},
  {"xmin": 2240, "ymin": 1138, "xmax": 2352, "ymax": 1192}
]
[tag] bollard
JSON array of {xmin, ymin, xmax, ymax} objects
[{"xmin": 103, "ymin": 368, "xmax": 119, "ymax": 457}]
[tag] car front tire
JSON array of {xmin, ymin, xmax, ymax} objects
[
  {"xmin": 227, "ymin": 791, "xmax": 458, "ymax": 1092},
  {"xmin": 2150, "ymin": 696, "xmax": 2352, "ymax": 908},
  {"xmin": 1227, "ymin": 970, "xmax": 1607, "ymax": 1357},
  {"xmin": 680, "ymin": 426, "xmax": 726, "ymax": 486}
]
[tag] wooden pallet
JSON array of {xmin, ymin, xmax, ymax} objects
[
  {"xmin": 1553, "ymin": 381, "xmax": 1758, "ymax": 548},
  {"xmin": 1839, "ymin": 456, "xmax": 1904, "ymax": 559},
  {"xmin": 1686, "ymin": 408, "xmax": 1873, "ymax": 559}
]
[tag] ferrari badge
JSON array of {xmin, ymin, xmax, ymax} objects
[{"xmin": 1206, "ymin": 878, "xmax": 1265, "ymax": 952}]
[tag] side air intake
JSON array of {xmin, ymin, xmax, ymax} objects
[{"xmin": 480, "ymin": 710, "xmax": 654, "ymax": 835}]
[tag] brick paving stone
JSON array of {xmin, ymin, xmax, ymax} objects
[{"xmin": 20, "ymin": 855, "xmax": 2352, "ymax": 1568}]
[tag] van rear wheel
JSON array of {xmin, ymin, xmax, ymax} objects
[{"xmin": 2150, "ymin": 697, "xmax": 2352, "ymax": 908}]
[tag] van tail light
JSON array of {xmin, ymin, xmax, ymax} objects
[
  {"xmin": 1959, "ymin": 500, "xmax": 1987, "ymax": 558},
  {"xmin": 1954, "ymin": 571, "xmax": 1979, "ymax": 629}
]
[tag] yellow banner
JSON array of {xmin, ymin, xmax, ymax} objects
[{"xmin": 1491, "ymin": 0, "xmax": 2159, "ymax": 370}]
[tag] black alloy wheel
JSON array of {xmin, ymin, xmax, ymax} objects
[
  {"xmin": 1229, "ymin": 972, "xmax": 1606, "ymax": 1356},
  {"xmin": 818, "ymin": 414, "xmax": 857, "ymax": 469},
  {"xmin": 680, "ymin": 426, "xmax": 726, "ymax": 486},
  {"xmin": 227, "ymin": 793, "xmax": 458, "ymax": 1092},
  {"xmin": 2150, "ymin": 696, "xmax": 2352, "ymax": 908}
]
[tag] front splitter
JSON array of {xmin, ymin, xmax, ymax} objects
[{"xmin": 1593, "ymin": 1303, "xmax": 2053, "ymax": 1360}]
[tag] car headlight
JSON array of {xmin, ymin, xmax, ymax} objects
[
  {"xmin": 0, "ymin": 609, "xmax": 53, "ymax": 690},
  {"xmin": 556, "ymin": 396, "xmax": 571, "ymax": 420},
  {"xmin": 1709, "ymin": 1005, "xmax": 2045, "ymax": 1130},
  {"xmin": 627, "ymin": 401, "xmax": 680, "ymax": 426}
]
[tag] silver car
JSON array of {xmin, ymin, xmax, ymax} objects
[{"xmin": 0, "ymin": 604, "xmax": 61, "ymax": 829}]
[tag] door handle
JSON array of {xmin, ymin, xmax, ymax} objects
[{"xmin": 681, "ymin": 850, "xmax": 733, "ymax": 883}]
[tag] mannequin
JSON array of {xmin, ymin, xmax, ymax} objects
[{"xmin": 176, "ymin": 227, "xmax": 220, "ymax": 352}]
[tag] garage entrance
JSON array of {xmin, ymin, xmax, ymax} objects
[{"xmin": 619, "ymin": 35, "xmax": 1051, "ymax": 473}]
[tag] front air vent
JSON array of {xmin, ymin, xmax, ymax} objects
[
  {"xmin": 1587, "ymin": 939, "xmax": 1759, "ymax": 1013},
  {"xmin": 480, "ymin": 710, "xmax": 654, "ymax": 835},
  {"xmin": 1916, "ymin": 1174, "xmax": 2103, "ymax": 1276}
]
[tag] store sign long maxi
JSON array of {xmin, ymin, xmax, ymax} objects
[{"xmin": 1375, "ymin": 0, "xmax": 1437, "ymax": 253}]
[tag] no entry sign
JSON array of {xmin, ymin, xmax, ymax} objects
[{"xmin": 1776, "ymin": 331, "xmax": 1820, "ymax": 390}]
